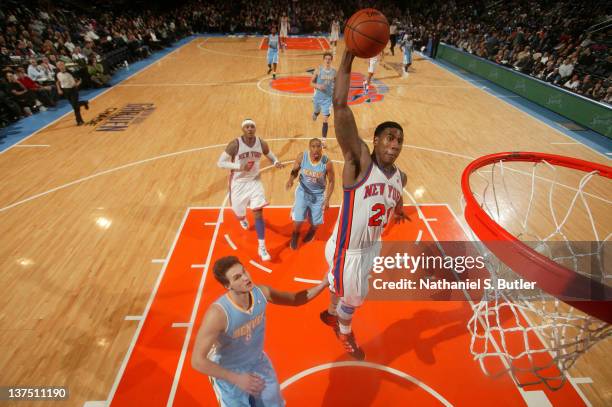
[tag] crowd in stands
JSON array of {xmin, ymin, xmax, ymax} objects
[{"xmin": 1, "ymin": 0, "xmax": 610, "ymax": 130}]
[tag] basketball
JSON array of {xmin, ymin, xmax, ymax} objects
[{"xmin": 344, "ymin": 8, "xmax": 390, "ymax": 58}]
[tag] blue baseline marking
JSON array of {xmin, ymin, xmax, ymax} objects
[{"xmin": 418, "ymin": 52, "xmax": 612, "ymax": 158}]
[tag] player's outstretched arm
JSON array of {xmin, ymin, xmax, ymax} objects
[
  {"xmin": 286, "ymin": 152, "xmax": 303, "ymax": 190},
  {"xmin": 333, "ymin": 50, "xmax": 371, "ymax": 184},
  {"xmin": 259, "ymin": 280, "xmax": 327, "ymax": 306},
  {"xmin": 191, "ymin": 305, "xmax": 265, "ymax": 395}
]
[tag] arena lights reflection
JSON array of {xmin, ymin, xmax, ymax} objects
[
  {"xmin": 413, "ymin": 186, "xmax": 425, "ymax": 198},
  {"xmin": 17, "ymin": 258, "xmax": 34, "ymax": 267},
  {"xmin": 95, "ymin": 217, "xmax": 112, "ymax": 229}
]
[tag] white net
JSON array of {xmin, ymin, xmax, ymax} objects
[{"xmin": 461, "ymin": 157, "xmax": 611, "ymax": 390}]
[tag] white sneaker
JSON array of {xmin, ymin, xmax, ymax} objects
[
  {"xmin": 239, "ymin": 219, "xmax": 249, "ymax": 230},
  {"xmin": 258, "ymin": 246, "xmax": 271, "ymax": 261}
]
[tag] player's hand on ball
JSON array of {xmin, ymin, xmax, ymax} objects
[{"xmin": 235, "ymin": 372, "xmax": 265, "ymax": 396}]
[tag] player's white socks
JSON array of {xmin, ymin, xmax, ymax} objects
[
  {"xmin": 338, "ymin": 323, "xmax": 352, "ymax": 334},
  {"xmin": 258, "ymin": 239, "xmax": 266, "ymax": 248}
]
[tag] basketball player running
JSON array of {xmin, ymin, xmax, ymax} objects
[
  {"xmin": 267, "ymin": 26, "xmax": 280, "ymax": 79},
  {"xmin": 321, "ymin": 49, "xmax": 408, "ymax": 359},
  {"xmin": 217, "ymin": 119, "xmax": 284, "ymax": 261},
  {"xmin": 192, "ymin": 256, "xmax": 327, "ymax": 407},
  {"xmin": 329, "ymin": 19, "xmax": 340, "ymax": 55},
  {"xmin": 310, "ymin": 52, "xmax": 336, "ymax": 148},
  {"xmin": 363, "ymin": 51, "xmax": 383, "ymax": 93},
  {"xmin": 400, "ymin": 32, "xmax": 413, "ymax": 78},
  {"xmin": 286, "ymin": 138, "xmax": 335, "ymax": 250},
  {"xmin": 279, "ymin": 14, "xmax": 289, "ymax": 52}
]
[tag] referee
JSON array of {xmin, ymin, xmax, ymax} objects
[{"xmin": 56, "ymin": 61, "xmax": 89, "ymax": 126}]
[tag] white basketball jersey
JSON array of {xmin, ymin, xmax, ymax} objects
[
  {"xmin": 231, "ymin": 136, "xmax": 263, "ymax": 183},
  {"xmin": 280, "ymin": 17, "xmax": 289, "ymax": 31},
  {"xmin": 329, "ymin": 162, "xmax": 403, "ymax": 251}
]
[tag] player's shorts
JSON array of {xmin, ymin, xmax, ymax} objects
[
  {"xmin": 330, "ymin": 32, "xmax": 339, "ymax": 42},
  {"xmin": 403, "ymin": 51, "xmax": 412, "ymax": 65},
  {"xmin": 280, "ymin": 28, "xmax": 288, "ymax": 37},
  {"xmin": 368, "ymin": 57, "xmax": 379, "ymax": 73},
  {"xmin": 325, "ymin": 239, "xmax": 382, "ymax": 307},
  {"xmin": 292, "ymin": 185, "xmax": 325, "ymax": 225},
  {"xmin": 210, "ymin": 352, "xmax": 285, "ymax": 407},
  {"xmin": 313, "ymin": 94, "xmax": 332, "ymax": 116},
  {"xmin": 230, "ymin": 179, "xmax": 268, "ymax": 218},
  {"xmin": 267, "ymin": 48, "xmax": 279, "ymax": 65}
]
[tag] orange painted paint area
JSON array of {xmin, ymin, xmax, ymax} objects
[
  {"xmin": 109, "ymin": 206, "xmax": 586, "ymax": 406},
  {"xmin": 270, "ymin": 76, "xmax": 314, "ymax": 94},
  {"xmin": 260, "ymin": 37, "xmax": 330, "ymax": 50}
]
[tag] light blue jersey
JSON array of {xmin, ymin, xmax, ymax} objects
[
  {"xmin": 401, "ymin": 36, "xmax": 413, "ymax": 65},
  {"xmin": 209, "ymin": 286, "xmax": 267, "ymax": 370},
  {"xmin": 267, "ymin": 34, "xmax": 279, "ymax": 64},
  {"xmin": 292, "ymin": 152, "xmax": 329, "ymax": 226},
  {"xmin": 299, "ymin": 152, "xmax": 328, "ymax": 195},
  {"xmin": 313, "ymin": 65, "xmax": 336, "ymax": 116},
  {"xmin": 208, "ymin": 286, "xmax": 284, "ymax": 407}
]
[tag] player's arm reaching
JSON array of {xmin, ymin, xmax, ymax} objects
[
  {"xmin": 285, "ymin": 152, "xmax": 303, "ymax": 190},
  {"xmin": 191, "ymin": 305, "xmax": 265, "ymax": 396},
  {"xmin": 258, "ymin": 280, "xmax": 327, "ymax": 306},
  {"xmin": 217, "ymin": 139, "xmax": 248, "ymax": 171},
  {"xmin": 323, "ymin": 160, "xmax": 335, "ymax": 208},
  {"xmin": 333, "ymin": 50, "xmax": 372, "ymax": 186},
  {"xmin": 261, "ymin": 139, "xmax": 284, "ymax": 169}
]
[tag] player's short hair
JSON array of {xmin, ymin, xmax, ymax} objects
[
  {"xmin": 213, "ymin": 256, "xmax": 242, "ymax": 286},
  {"xmin": 374, "ymin": 121, "xmax": 403, "ymax": 139},
  {"xmin": 309, "ymin": 137, "xmax": 321, "ymax": 146},
  {"xmin": 323, "ymin": 52, "xmax": 333, "ymax": 59}
]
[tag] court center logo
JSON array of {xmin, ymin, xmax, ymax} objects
[
  {"xmin": 89, "ymin": 103, "xmax": 156, "ymax": 132},
  {"xmin": 269, "ymin": 72, "xmax": 387, "ymax": 105}
]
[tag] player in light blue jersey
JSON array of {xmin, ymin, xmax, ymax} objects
[
  {"xmin": 267, "ymin": 26, "xmax": 280, "ymax": 80},
  {"xmin": 286, "ymin": 138, "xmax": 335, "ymax": 250},
  {"xmin": 400, "ymin": 32, "xmax": 413, "ymax": 78},
  {"xmin": 310, "ymin": 52, "xmax": 336, "ymax": 148},
  {"xmin": 192, "ymin": 256, "xmax": 326, "ymax": 407}
]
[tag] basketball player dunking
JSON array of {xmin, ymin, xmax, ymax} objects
[
  {"xmin": 217, "ymin": 119, "xmax": 284, "ymax": 261},
  {"xmin": 320, "ymin": 49, "xmax": 408, "ymax": 359}
]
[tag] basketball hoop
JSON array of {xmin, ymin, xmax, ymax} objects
[{"xmin": 461, "ymin": 152, "xmax": 611, "ymax": 390}]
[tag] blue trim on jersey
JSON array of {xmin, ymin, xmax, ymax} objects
[
  {"xmin": 343, "ymin": 161, "xmax": 374, "ymax": 190},
  {"xmin": 333, "ymin": 189, "xmax": 354, "ymax": 292}
]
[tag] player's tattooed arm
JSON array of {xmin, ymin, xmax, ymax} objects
[
  {"xmin": 285, "ymin": 152, "xmax": 303, "ymax": 190},
  {"xmin": 333, "ymin": 50, "xmax": 372, "ymax": 186},
  {"xmin": 217, "ymin": 139, "xmax": 245, "ymax": 170},
  {"xmin": 191, "ymin": 305, "xmax": 265, "ymax": 396},
  {"xmin": 258, "ymin": 281, "xmax": 327, "ymax": 306}
]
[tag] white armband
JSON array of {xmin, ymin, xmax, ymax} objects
[
  {"xmin": 266, "ymin": 151, "xmax": 279, "ymax": 164},
  {"xmin": 217, "ymin": 151, "xmax": 241, "ymax": 170}
]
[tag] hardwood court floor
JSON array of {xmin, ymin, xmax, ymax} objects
[{"xmin": 0, "ymin": 37, "xmax": 610, "ymax": 406}]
